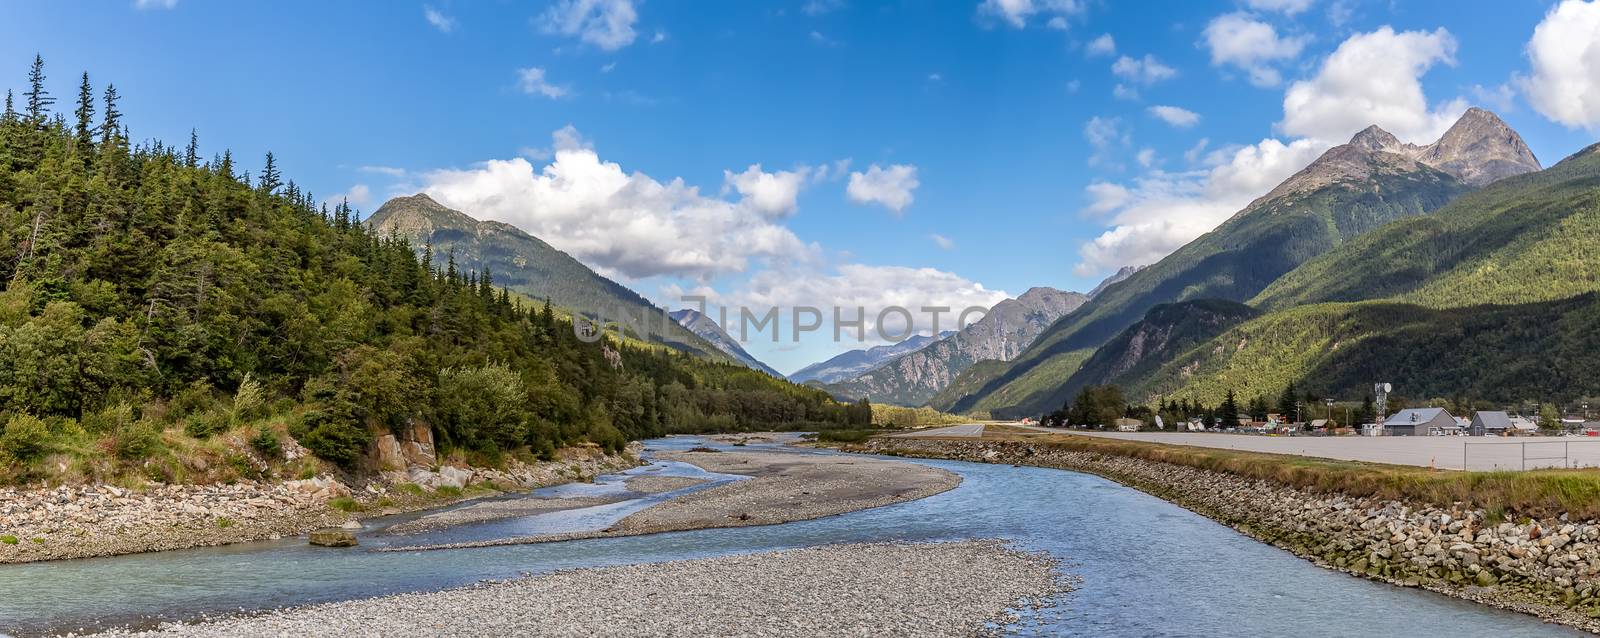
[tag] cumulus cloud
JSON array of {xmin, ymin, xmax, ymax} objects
[
  {"xmin": 1148, "ymin": 105, "xmax": 1201, "ymax": 128},
  {"xmin": 516, "ymin": 67, "xmax": 568, "ymax": 99},
  {"xmin": 728, "ymin": 264, "xmax": 1009, "ymax": 341},
  {"xmin": 424, "ymin": 5, "xmax": 456, "ymax": 33},
  {"xmin": 978, "ymin": 0, "xmax": 1085, "ymax": 29},
  {"xmin": 1086, "ymin": 33, "xmax": 1116, "ymax": 56},
  {"xmin": 723, "ymin": 165, "xmax": 810, "ymax": 218},
  {"xmin": 1280, "ymin": 26, "xmax": 1463, "ymax": 143},
  {"xmin": 328, "ymin": 184, "xmax": 373, "ymax": 209},
  {"xmin": 1074, "ymin": 138, "xmax": 1327, "ymax": 275},
  {"xmin": 1518, "ymin": 0, "xmax": 1600, "ymax": 129},
  {"xmin": 1202, "ymin": 13, "xmax": 1309, "ymax": 87},
  {"xmin": 847, "ymin": 164, "xmax": 920, "ymax": 213},
  {"xmin": 1244, "ymin": 0, "xmax": 1313, "ymax": 14},
  {"xmin": 540, "ymin": 0, "xmax": 638, "ymax": 51},
  {"xmin": 419, "ymin": 127, "xmax": 817, "ymax": 280},
  {"xmin": 1112, "ymin": 54, "xmax": 1177, "ymax": 85}
]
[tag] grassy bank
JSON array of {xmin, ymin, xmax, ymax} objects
[{"xmin": 977, "ymin": 430, "xmax": 1600, "ymax": 520}]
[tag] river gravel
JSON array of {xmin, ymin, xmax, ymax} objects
[{"xmin": 82, "ymin": 540, "xmax": 1064, "ymax": 638}]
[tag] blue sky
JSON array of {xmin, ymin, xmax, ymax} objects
[{"xmin": 3, "ymin": 0, "xmax": 1599, "ymax": 373}]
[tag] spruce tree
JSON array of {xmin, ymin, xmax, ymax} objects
[
  {"xmin": 99, "ymin": 84, "xmax": 120, "ymax": 146},
  {"xmin": 259, "ymin": 151, "xmax": 281, "ymax": 195},
  {"xmin": 184, "ymin": 129, "xmax": 198, "ymax": 168},
  {"xmin": 24, "ymin": 54, "xmax": 53, "ymax": 126},
  {"xmin": 73, "ymin": 71, "xmax": 94, "ymax": 158}
]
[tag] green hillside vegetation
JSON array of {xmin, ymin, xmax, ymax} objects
[
  {"xmin": 1130, "ymin": 295, "xmax": 1600, "ymax": 408},
  {"xmin": 1036, "ymin": 299, "xmax": 1259, "ymax": 413},
  {"xmin": 366, "ymin": 194, "xmax": 725, "ymax": 360},
  {"xmin": 948, "ymin": 155, "xmax": 1468, "ymax": 416},
  {"xmin": 955, "ymin": 349, "xmax": 1096, "ymax": 418},
  {"xmin": 1255, "ymin": 143, "xmax": 1600, "ymax": 311},
  {"xmin": 0, "ymin": 58, "xmax": 864, "ymax": 485},
  {"xmin": 926, "ymin": 359, "xmax": 1007, "ymax": 413}
]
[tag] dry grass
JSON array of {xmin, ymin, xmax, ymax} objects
[{"xmin": 988, "ymin": 429, "xmax": 1600, "ymax": 520}]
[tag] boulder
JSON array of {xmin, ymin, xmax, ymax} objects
[
  {"xmin": 401, "ymin": 422, "xmax": 438, "ymax": 468},
  {"xmin": 309, "ymin": 528, "xmax": 357, "ymax": 547},
  {"xmin": 371, "ymin": 434, "xmax": 405, "ymax": 471}
]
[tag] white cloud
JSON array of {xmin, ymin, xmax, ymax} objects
[
  {"xmin": 359, "ymin": 165, "xmax": 406, "ymax": 177},
  {"xmin": 1280, "ymin": 26, "xmax": 1463, "ymax": 143},
  {"xmin": 929, "ymin": 234, "xmax": 956, "ymax": 250},
  {"xmin": 651, "ymin": 30, "xmax": 667, "ymax": 44},
  {"xmin": 424, "ymin": 5, "xmax": 456, "ymax": 33},
  {"xmin": 1183, "ymin": 137, "xmax": 1210, "ymax": 164},
  {"xmin": 1112, "ymin": 54, "xmax": 1177, "ymax": 84},
  {"xmin": 809, "ymin": 30, "xmax": 842, "ymax": 47},
  {"xmin": 419, "ymin": 127, "xmax": 817, "ymax": 280},
  {"xmin": 1244, "ymin": 0, "xmax": 1313, "ymax": 14},
  {"xmin": 978, "ymin": 0, "xmax": 1085, "ymax": 29},
  {"xmin": 723, "ymin": 165, "xmax": 811, "ymax": 218},
  {"xmin": 540, "ymin": 0, "xmax": 638, "ymax": 51},
  {"xmin": 1148, "ymin": 105, "xmax": 1201, "ymax": 128},
  {"xmin": 1112, "ymin": 83, "xmax": 1139, "ymax": 100},
  {"xmin": 1086, "ymin": 33, "xmax": 1116, "ymax": 56},
  {"xmin": 1074, "ymin": 138, "xmax": 1327, "ymax": 275},
  {"xmin": 730, "ymin": 264, "xmax": 1008, "ymax": 340},
  {"xmin": 328, "ymin": 184, "xmax": 373, "ymax": 209},
  {"xmin": 1136, "ymin": 148, "xmax": 1158, "ymax": 168},
  {"xmin": 847, "ymin": 164, "xmax": 920, "ymax": 213},
  {"xmin": 1202, "ymin": 13, "xmax": 1309, "ymax": 87},
  {"xmin": 516, "ymin": 67, "xmax": 569, "ymax": 99},
  {"xmin": 133, "ymin": 0, "xmax": 176, "ymax": 9},
  {"xmin": 600, "ymin": 62, "xmax": 617, "ymax": 73},
  {"xmin": 1519, "ymin": 0, "xmax": 1600, "ymax": 129},
  {"xmin": 1084, "ymin": 116, "xmax": 1130, "ymax": 167}
]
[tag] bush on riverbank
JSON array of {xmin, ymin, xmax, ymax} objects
[
  {"xmin": 815, "ymin": 429, "xmax": 884, "ymax": 443},
  {"xmin": 1007, "ymin": 432, "xmax": 1600, "ymax": 520}
]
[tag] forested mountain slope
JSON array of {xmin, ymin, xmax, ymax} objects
[
  {"xmin": 0, "ymin": 58, "xmax": 861, "ymax": 484},
  {"xmin": 945, "ymin": 109, "xmax": 1539, "ymax": 417},
  {"xmin": 366, "ymin": 194, "xmax": 724, "ymax": 360}
]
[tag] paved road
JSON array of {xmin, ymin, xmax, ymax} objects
[
  {"xmin": 1003, "ymin": 426, "xmax": 1600, "ymax": 471},
  {"xmin": 891, "ymin": 424, "xmax": 985, "ymax": 438}
]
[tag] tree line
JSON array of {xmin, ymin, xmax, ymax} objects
[{"xmin": 0, "ymin": 56, "xmax": 867, "ymax": 482}]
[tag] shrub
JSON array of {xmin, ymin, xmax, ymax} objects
[
  {"xmin": 183, "ymin": 410, "xmax": 228, "ymax": 439},
  {"xmin": 328, "ymin": 496, "xmax": 359, "ymax": 512},
  {"xmin": 586, "ymin": 420, "xmax": 626, "ymax": 454},
  {"xmin": 816, "ymin": 428, "xmax": 878, "ymax": 443},
  {"xmin": 0, "ymin": 414, "xmax": 51, "ymax": 463},
  {"xmin": 296, "ymin": 410, "xmax": 370, "ymax": 467},
  {"xmin": 82, "ymin": 403, "xmax": 136, "ymax": 434},
  {"xmin": 0, "ymin": 535, "xmax": 17, "ymax": 545},
  {"xmin": 249, "ymin": 427, "xmax": 281, "ymax": 459},
  {"xmin": 231, "ymin": 373, "xmax": 265, "ymax": 423},
  {"xmin": 114, "ymin": 420, "xmax": 162, "ymax": 461},
  {"xmin": 169, "ymin": 381, "xmax": 217, "ymax": 419}
]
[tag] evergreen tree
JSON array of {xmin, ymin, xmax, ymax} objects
[
  {"xmin": 24, "ymin": 54, "xmax": 52, "ymax": 126},
  {"xmin": 99, "ymin": 83, "xmax": 120, "ymax": 146},
  {"xmin": 259, "ymin": 151, "xmax": 281, "ymax": 195},
  {"xmin": 184, "ymin": 129, "xmax": 198, "ymax": 168},
  {"xmin": 72, "ymin": 71, "xmax": 94, "ymax": 158},
  {"xmin": 1277, "ymin": 381, "xmax": 1299, "ymax": 421},
  {"xmin": 1218, "ymin": 389, "xmax": 1240, "ymax": 427}
]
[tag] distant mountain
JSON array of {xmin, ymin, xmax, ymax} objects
[
  {"xmin": 944, "ymin": 109, "xmax": 1540, "ymax": 417},
  {"xmin": 366, "ymin": 194, "xmax": 724, "ymax": 360},
  {"xmin": 826, "ymin": 287, "xmax": 1087, "ymax": 406},
  {"xmin": 1088, "ymin": 265, "xmax": 1143, "ymax": 299},
  {"xmin": 787, "ymin": 333, "xmax": 948, "ymax": 385},
  {"xmin": 669, "ymin": 309, "xmax": 783, "ymax": 377}
]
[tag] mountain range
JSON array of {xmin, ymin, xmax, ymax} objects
[
  {"xmin": 670, "ymin": 309, "xmax": 784, "ymax": 377},
  {"xmin": 366, "ymin": 194, "xmax": 727, "ymax": 361},
  {"xmin": 822, "ymin": 287, "xmax": 1088, "ymax": 406},
  {"xmin": 941, "ymin": 108, "xmax": 1575, "ymax": 417},
  {"xmin": 788, "ymin": 332, "xmax": 951, "ymax": 385}
]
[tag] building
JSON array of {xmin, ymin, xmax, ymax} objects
[
  {"xmin": 1470, "ymin": 411, "xmax": 1513, "ymax": 436},
  {"xmin": 1383, "ymin": 408, "xmax": 1456, "ymax": 436},
  {"xmin": 1114, "ymin": 418, "xmax": 1142, "ymax": 432},
  {"xmin": 1509, "ymin": 416, "xmax": 1540, "ymax": 435}
]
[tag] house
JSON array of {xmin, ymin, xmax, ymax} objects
[
  {"xmin": 1382, "ymin": 408, "xmax": 1456, "ymax": 436},
  {"xmin": 1470, "ymin": 411, "xmax": 1513, "ymax": 436},
  {"xmin": 1114, "ymin": 418, "xmax": 1142, "ymax": 432},
  {"xmin": 1509, "ymin": 416, "xmax": 1540, "ymax": 434}
]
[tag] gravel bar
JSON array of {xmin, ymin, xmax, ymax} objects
[{"xmin": 83, "ymin": 540, "xmax": 1065, "ymax": 638}]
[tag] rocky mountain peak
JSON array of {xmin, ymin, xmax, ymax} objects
[
  {"xmin": 1419, "ymin": 107, "xmax": 1541, "ymax": 186},
  {"xmin": 1349, "ymin": 125, "xmax": 1401, "ymax": 152}
]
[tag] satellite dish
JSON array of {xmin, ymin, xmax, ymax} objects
[{"xmin": 1382, "ymin": 383, "xmax": 1393, "ymax": 393}]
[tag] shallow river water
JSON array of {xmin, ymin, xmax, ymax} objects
[{"xmin": 0, "ymin": 436, "xmax": 1583, "ymax": 637}]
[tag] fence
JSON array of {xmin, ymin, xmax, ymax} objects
[{"xmin": 1462, "ymin": 439, "xmax": 1600, "ymax": 471}]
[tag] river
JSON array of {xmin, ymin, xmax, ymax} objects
[{"xmin": 0, "ymin": 436, "xmax": 1581, "ymax": 637}]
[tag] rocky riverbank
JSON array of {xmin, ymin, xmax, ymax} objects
[
  {"xmin": 0, "ymin": 443, "xmax": 642, "ymax": 564},
  {"xmin": 87, "ymin": 540, "xmax": 1065, "ymax": 638},
  {"xmin": 856, "ymin": 437, "xmax": 1600, "ymax": 634},
  {"xmin": 382, "ymin": 449, "xmax": 961, "ymax": 551}
]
